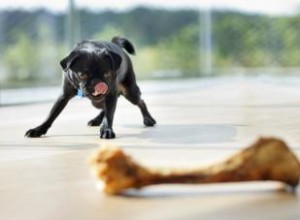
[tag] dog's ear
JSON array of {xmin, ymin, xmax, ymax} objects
[
  {"xmin": 107, "ymin": 51, "xmax": 122, "ymax": 72},
  {"xmin": 60, "ymin": 51, "xmax": 79, "ymax": 71},
  {"xmin": 96, "ymin": 48, "xmax": 122, "ymax": 72}
]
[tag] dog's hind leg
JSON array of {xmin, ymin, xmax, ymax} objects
[
  {"xmin": 122, "ymin": 83, "xmax": 156, "ymax": 127},
  {"xmin": 88, "ymin": 100, "xmax": 105, "ymax": 126},
  {"xmin": 88, "ymin": 110, "xmax": 105, "ymax": 126}
]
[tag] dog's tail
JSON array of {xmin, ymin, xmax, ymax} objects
[{"xmin": 112, "ymin": 36, "xmax": 135, "ymax": 55}]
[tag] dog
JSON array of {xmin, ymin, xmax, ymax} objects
[{"xmin": 25, "ymin": 36, "xmax": 156, "ymax": 139}]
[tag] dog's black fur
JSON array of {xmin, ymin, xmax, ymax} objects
[{"xmin": 25, "ymin": 36, "xmax": 156, "ymax": 139}]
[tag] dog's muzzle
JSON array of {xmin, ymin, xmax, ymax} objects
[{"xmin": 92, "ymin": 82, "xmax": 109, "ymax": 96}]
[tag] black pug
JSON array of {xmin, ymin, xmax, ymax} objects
[{"xmin": 25, "ymin": 36, "xmax": 156, "ymax": 139}]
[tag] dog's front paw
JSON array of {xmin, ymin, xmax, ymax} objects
[
  {"xmin": 25, "ymin": 126, "xmax": 48, "ymax": 138},
  {"xmin": 100, "ymin": 128, "xmax": 116, "ymax": 139},
  {"xmin": 144, "ymin": 116, "xmax": 156, "ymax": 127}
]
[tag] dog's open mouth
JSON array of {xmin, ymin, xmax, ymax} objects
[{"xmin": 92, "ymin": 82, "xmax": 109, "ymax": 97}]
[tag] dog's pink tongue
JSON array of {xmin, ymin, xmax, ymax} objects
[{"xmin": 92, "ymin": 82, "xmax": 108, "ymax": 96}]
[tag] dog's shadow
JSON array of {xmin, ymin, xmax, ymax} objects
[
  {"xmin": 44, "ymin": 123, "xmax": 239, "ymax": 145},
  {"xmin": 120, "ymin": 123, "xmax": 239, "ymax": 145}
]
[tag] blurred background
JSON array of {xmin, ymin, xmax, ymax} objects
[{"xmin": 1, "ymin": 0, "xmax": 300, "ymax": 105}]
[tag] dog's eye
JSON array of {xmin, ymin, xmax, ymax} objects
[
  {"xmin": 78, "ymin": 72, "xmax": 88, "ymax": 80},
  {"xmin": 104, "ymin": 72, "xmax": 111, "ymax": 78}
]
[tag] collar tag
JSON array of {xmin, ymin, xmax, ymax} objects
[{"xmin": 77, "ymin": 89, "xmax": 84, "ymax": 98}]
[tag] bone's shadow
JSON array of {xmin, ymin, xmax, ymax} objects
[{"xmin": 132, "ymin": 124, "xmax": 238, "ymax": 144}]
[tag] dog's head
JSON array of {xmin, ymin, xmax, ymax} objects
[{"xmin": 60, "ymin": 42, "xmax": 122, "ymax": 100}]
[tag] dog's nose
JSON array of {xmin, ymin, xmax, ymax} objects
[{"xmin": 92, "ymin": 82, "xmax": 108, "ymax": 96}]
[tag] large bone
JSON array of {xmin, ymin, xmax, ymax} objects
[{"xmin": 89, "ymin": 137, "xmax": 300, "ymax": 195}]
